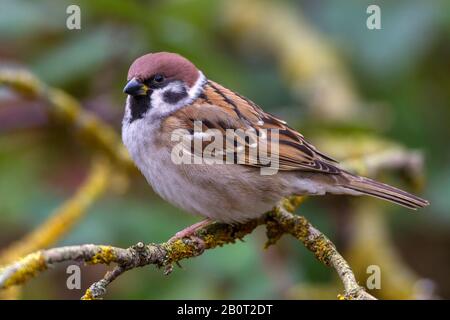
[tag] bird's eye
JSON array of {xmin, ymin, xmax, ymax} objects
[{"xmin": 152, "ymin": 74, "xmax": 165, "ymax": 84}]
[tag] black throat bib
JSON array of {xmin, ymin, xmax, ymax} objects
[{"xmin": 129, "ymin": 95, "xmax": 151, "ymax": 123}]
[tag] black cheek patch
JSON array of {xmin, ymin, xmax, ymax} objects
[
  {"xmin": 163, "ymin": 88, "xmax": 188, "ymax": 104},
  {"xmin": 129, "ymin": 95, "xmax": 151, "ymax": 123}
]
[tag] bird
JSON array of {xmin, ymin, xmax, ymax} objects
[{"xmin": 121, "ymin": 52, "xmax": 429, "ymax": 231}]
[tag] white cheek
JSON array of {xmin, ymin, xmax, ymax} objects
[
  {"xmin": 150, "ymin": 84, "xmax": 181, "ymax": 115},
  {"xmin": 148, "ymin": 72, "xmax": 206, "ymax": 119}
]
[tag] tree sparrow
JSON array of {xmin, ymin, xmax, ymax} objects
[{"xmin": 122, "ymin": 52, "xmax": 429, "ymax": 225}]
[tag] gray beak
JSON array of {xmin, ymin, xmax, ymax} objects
[{"xmin": 123, "ymin": 78, "xmax": 149, "ymax": 96}]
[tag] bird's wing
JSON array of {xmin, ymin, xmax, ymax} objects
[{"xmin": 163, "ymin": 80, "xmax": 341, "ymax": 174}]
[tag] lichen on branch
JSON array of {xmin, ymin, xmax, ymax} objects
[{"xmin": 0, "ymin": 197, "xmax": 375, "ymax": 300}]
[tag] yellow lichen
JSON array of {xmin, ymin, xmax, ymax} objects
[
  {"xmin": 309, "ymin": 236, "xmax": 333, "ymax": 265},
  {"xmin": 165, "ymin": 240, "xmax": 198, "ymax": 263},
  {"xmin": 81, "ymin": 288, "xmax": 95, "ymax": 300},
  {"xmin": 203, "ymin": 234, "xmax": 218, "ymax": 248},
  {"xmin": 88, "ymin": 246, "xmax": 116, "ymax": 265},
  {"xmin": 3, "ymin": 252, "xmax": 47, "ymax": 288},
  {"xmin": 264, "ymin": 219, "xmax": 285, "ymax": 248},
  {"xmin": 290, "ymin": 216, "xmax": 310, "ymax": 241},
  {"xmin": 281, "ymin": 196, "xmax": 305, "ymax": 213}
]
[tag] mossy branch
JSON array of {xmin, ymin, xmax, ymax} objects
[
  {"xmin": 0, "ymin": 68, "xmax": 135, "ymax": 172},
  {"xmin": 0, "ymin": 197, "xmax": 375, "ymax": 300},
  {"xmin": 0, "ymin": 158, "xmax": 110, "ymax": 266}
]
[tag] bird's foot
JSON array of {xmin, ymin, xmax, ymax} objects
[{"xmin": 168, "ymin": 219, "xmax": 212, "ymax": 251}]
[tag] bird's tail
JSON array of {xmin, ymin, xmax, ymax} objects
[{"xmin": 341, "ymin": 173, "xmax": 429, "ymax": 210}]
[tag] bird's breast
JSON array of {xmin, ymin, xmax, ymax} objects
[{"xmin": 122, "ymin": 117, "xmax": 292, "ymax": 222}]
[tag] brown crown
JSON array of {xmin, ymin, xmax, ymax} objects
[{"xmin": 127, "ymin": 52, "xmax": 200, "ymax": 87}]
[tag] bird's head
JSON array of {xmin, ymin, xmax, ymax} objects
[{"xmin": 123, "ymin": 52, "xmax": 205, "ymax": 123}]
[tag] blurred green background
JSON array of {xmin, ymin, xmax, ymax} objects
[{"xmin": 0, "ymin": 0, "xmax": 449, "ymax": 299}]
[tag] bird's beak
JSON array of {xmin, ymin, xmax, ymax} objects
[{"xmin": 123, "ymin": 78, "xmax": 149, "ymax": 96}]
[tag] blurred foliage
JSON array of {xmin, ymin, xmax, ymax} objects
[{"xmin": 0, "ymin": 0, "xmax": 449, "ymax": 299}]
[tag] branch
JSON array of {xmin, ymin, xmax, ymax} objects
[
  {"xmin": 0, "ymin": 197, "xmax": 375, "ymax": 300},
  {"xmin": 0, "ymin": 69, "xmax": 135, "ymax": 173},
  {"xmin": 267, "ymin": 201, "xmax": 375, "ymax": 300},
  {"xmin": 0, "ymin": 158, "xmax": 110, "ymax": 266},
  {"xmin": 0, "ymin": 69, "xmax": 131, "ymax": 299},
  {"xmin": 0, "ymin": 157, "xmax": 112, "ymax": 299}
]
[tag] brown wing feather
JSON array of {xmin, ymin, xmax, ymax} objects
[
  {"xmin": 165, "ymin": 80, "xmax": 341, "ymax": 174},
  {"xmin": 161, "ymin": 79, "xmax": 429, "ymax": 210}
]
